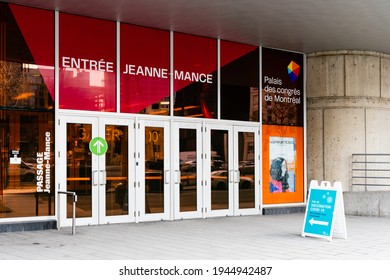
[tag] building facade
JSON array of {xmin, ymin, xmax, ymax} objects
[{"xmin": 0, "ymin": 2, "xmax": 306, "ymax": 230}]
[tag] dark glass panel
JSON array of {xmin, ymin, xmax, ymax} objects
[
  {"xmin": 179, "ymin": 128, "xmax": 197, "ymax": 212},
  {"xmin": 261, "ymin": 47, "xmax": 304, "ymax": 126},
  {"xmin": 66, "ymin": 123, "xmax": 92, "ymax": 218},
  {"xmin": 220, "ymin": 41, "xmax": 259, "ymax": 121},
  {"xmin": 210, "ymin": 130, "xmax": 229, "ymax": 210},
  {"xmin": 0, "ymin": 111, "xmax": 55, "ymax": 218},
  {"xmin": 0, "ymin": 3, "xmax": 55, "ymax": 218},
  {"xmin": 0, "ymin": 3, "xmax": 54, "ymax": 110},
  {"xmin": 173, "ymin": 33, "xmax": 217, "ymax": 118},
  {"xmin": 145, "ymin": 127, "xmax": 164, "ymax": 214},
  {"xmin": 105, "ymin": 125, "xmax": 129, "ymax": 216},
  {"xmin": 238, "ymin": 132, "xmax": 255, "ymax": 209}
]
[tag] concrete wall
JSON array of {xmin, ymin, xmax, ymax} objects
[
  {"xmin": 344, "ymin": 192, "xmax": 390, "ymax": 217},
  {"xmin": 307, "ymin": 51, "xmax": 390, "ymax": 216}
]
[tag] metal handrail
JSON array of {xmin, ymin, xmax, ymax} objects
[
  {"xmin": 58, "ymin": 191, "xmax": 77, "ymax": 235},
  {"xmin": 351, "ymin": 154, "xmax": 390, "ymax": 191}
]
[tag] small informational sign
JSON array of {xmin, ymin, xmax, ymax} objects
[
  {"xmin": 89, "ymin": 137, "xmax": 108, "ymax": 156},
  {"xmin": 302, "ymin": 180, "xmax": 347, "ymax": 241},
  {"xmin": 10, "ymin": 150, "xmax": 21, "ymax": 164}
]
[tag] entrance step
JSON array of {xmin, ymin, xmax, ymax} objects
[{"xmin": 0, "ymin": 220, "xmax": 57, "ymax": 233}]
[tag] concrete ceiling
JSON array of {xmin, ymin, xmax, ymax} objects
[{"xmin": 4, "ymin": 0, "xmax": 390, "ymax": 54}]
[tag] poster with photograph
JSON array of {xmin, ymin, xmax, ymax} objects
[{"xmin": 269, "ymin": 136, "xmax": 296, "ymax": 193}]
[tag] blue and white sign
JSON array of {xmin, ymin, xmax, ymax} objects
[{"xmin": 302, "ymin": 180, "xmax": 347, "ymax": 241}]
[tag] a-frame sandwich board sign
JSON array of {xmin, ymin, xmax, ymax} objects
[{"xmin": 302, "ymin": 180, "xmax": 347, "ymax": 241}]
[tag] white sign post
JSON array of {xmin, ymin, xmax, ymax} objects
[{"xmin": 302, "ymin": 180, "xmax": 347, "ymax": 241}]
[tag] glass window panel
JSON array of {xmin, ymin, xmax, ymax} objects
[
  {"xmin": 66, "ymin": 123, "xmax": 92, "ymax": 218},
  {"xmin": 59, "ymin": 13, "xmax": 116, "ymax": 112},
  {"xmin": 120, "ymin": 24, "xmax": 170, "ymax": 115},
  {"xmin": 261, "ymin": 47, "xmax": 304, "ymax": 126},
  {"xmin": 0, "ymin": 3, "xmax": 55, "ymax": 219},
  {"xmin": 179, "ymin": 128, "xmax": 197, "ymax": 212},
  {"xmin": 211, "ymin": 130, "xmax": 228, "ymax": 210},
  {"xmin": 173, "ymin": 33, "xmax": 217, "ymax": 118},
  {"xmin": 220, "ymin": 41, "xmax": 259, "ymax": 121},
  {"xmin": 238, "ymin": 132, "xmax": 255, "ymax": 209},
  {"xmin": 0, "ymin": 3, "xmax": 54, "ymax": 110},
  {"xmin": 106, "ymin": 125, "xmax": 129, "ymax": 216},
  {"xmin": 0, "ymin": 111, "xmax": 55, "ymax": 218},
  {"xmin": 145, "ymin": 127, "xmax": 164, "ymax": 214}
]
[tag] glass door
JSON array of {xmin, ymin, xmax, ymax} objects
[
  {"xmin": 172, "ymin": 122, "xmax": 203, "ymax": 219},
  {"xmin": 137, "ymin": 119, "xmax": 170, "ymax": 222},
  {"xmin": 204, "ymin": 124, "xmax": 261, "ymax": 218},
  {"xmin": 204, "ymin": 124, "xmax": 233, "ymax": 217},
  {"xmin": 233, "ymin": 126, "xmax": 260, "ymax": 216},
  {"xmin": 58, "ymin": 115, "xmax": 134, "ymax": 227},
  {"xmin": 98, "ymin": 117, "xmax": 135, "ymax": 224}
]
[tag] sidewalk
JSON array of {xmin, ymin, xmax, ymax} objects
[{"xmin": 0, "ymin": 213, "xmax": 389, "ymax": 260}]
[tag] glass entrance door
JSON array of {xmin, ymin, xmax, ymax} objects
[
  {"xmin": 173, "ymin": 122, "xmax": 203, "ymax": 219},
  {"xmin": 137, "ymin": 119, "xmax": 170, "ymax": 222},
  {"xmin": 233, "ymin": 126, "xmax": 260, "ymax": 216},
  {"xmin": 58, "ymin": 115, "xmax": 134, "ymax": 226},
  {"xmin": 204, "ymin": 124, "xmax": 260, "ymax": 217},
  {"xmin": 204, "ymin": 124, "xmax": 233, "ymax": 217},
  {"xmin": 99, "ymin": 117, "xmax": 134, "ymax": 224}
]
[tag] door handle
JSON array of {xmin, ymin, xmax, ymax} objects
[
  {"xmin": 93, "ymin": 170, "xmax": 106, "ymax": 185},
  {"xmin": 164, "ymin": 170, "xmax": 170, "ymax": 184},
  {"xmin": 100, "ymin": 170, "xmax": 107, "ymax": 185},
  {"xmin": 229, "ymin": 170, "xmax": 234, "ymax": 183},
  {"xmin": 235, "ymin": 170, "xmax": 240, "ymax": 184},
  {"xmin": 92, "ymin": 171, "xmax": 99, "ymax": 186},
  {"xmin": 175, "ymin": 170, "xmax": 181, "ymax": 185}
]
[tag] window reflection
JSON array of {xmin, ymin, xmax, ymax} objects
[
  {"xmin": 59, "ymin": 13, "xmax": 116, "ymax": 112},
  {"xmin": 220, "ymin": 41, "xmax": 259, "ymax": 121},
  {"xmin": 120, "ymin": 24, "xmax": 170, "ymax": 115},
  {"xmin": 173, "ymin": 33, "xmax": 217, "ymax": 118},
  {"xmin": 210, "ymin": 130, "xmax": 229, "ymax": 210},
  {"xmin": 66, "ymin": 123, "xmax": 92, "ymax": 218},
  {"xmin": 238, "ymin": 132, "xmax": 255, "ymax": 209},
  {"xmin": 0, "ymin": 3, "xmax": 55, "ymax": 218},
  {"xmin": 0, "ymin": 111, "xmax": 55, "ymax": 218},
  {"xmin": 106, "ymin": 125, "xmax": 129, "ymax": 216},
  {"xmin": 145, "ymin": 127, "xmax": 164, "ymax": 214},
  {"xmin": 179, "ymin": 128, "xmax": 197, "ymax": 212}
]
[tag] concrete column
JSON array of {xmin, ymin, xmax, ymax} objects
[
  {"xmin": 307, "ymin": 51, "xmax": 390, "ymax": 216},
  {"xmin": 306, "ymin": 51, "xmax": 390, "ymax": 216}
]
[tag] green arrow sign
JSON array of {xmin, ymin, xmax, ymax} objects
[{"xmin": 89, "ymin": 137, "xmax": 108, "ymax": 156}]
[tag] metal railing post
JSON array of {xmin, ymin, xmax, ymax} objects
[
  {"xmin": 72, "ymin": 192, "xmax": 77, "ymax": 235},
  {"xmin": 58, "ymin": 191, "xmax": 77, "ymax": 235}
]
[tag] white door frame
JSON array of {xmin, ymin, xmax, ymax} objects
[
  {"xmin": 233, "ymin": 125, "xmax": 261, "ymax": 216},
  {"xmin": 203, "ymin": 123, "xmax": 234, "ymax": 217},
  {"xmin": 137, "ymin": 119, "xmax": 171, "ymax": 222},
  {"xmin": 172, "ymin": 121, "xmax": 203, "ymax": 220},
  {"xmin": 203, "ymin": 122, "xmax": 261, "ymax": 218},
  {"xmin": 57, "ymin": 113, "xmax": 262, "ymax": 227},
  {"xmin": 58, "ymin": 115, "xmax": 98, "ymax": 227},
  {"xmin": 98, "ymin": 116, "xmax": 135, "ymax": 224},
  {"xmin": 58, "ymin": 114, "xmax": 136, "ymax": 227}
]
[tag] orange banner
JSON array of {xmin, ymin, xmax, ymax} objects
[{"xmin": 262, "ymin": 125, "xmax": 304, "ymax": 204}]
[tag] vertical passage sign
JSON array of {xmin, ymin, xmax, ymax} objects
[{"xmin": 302, "ymin": 180, "xmax": 347, "ymax": 241}]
